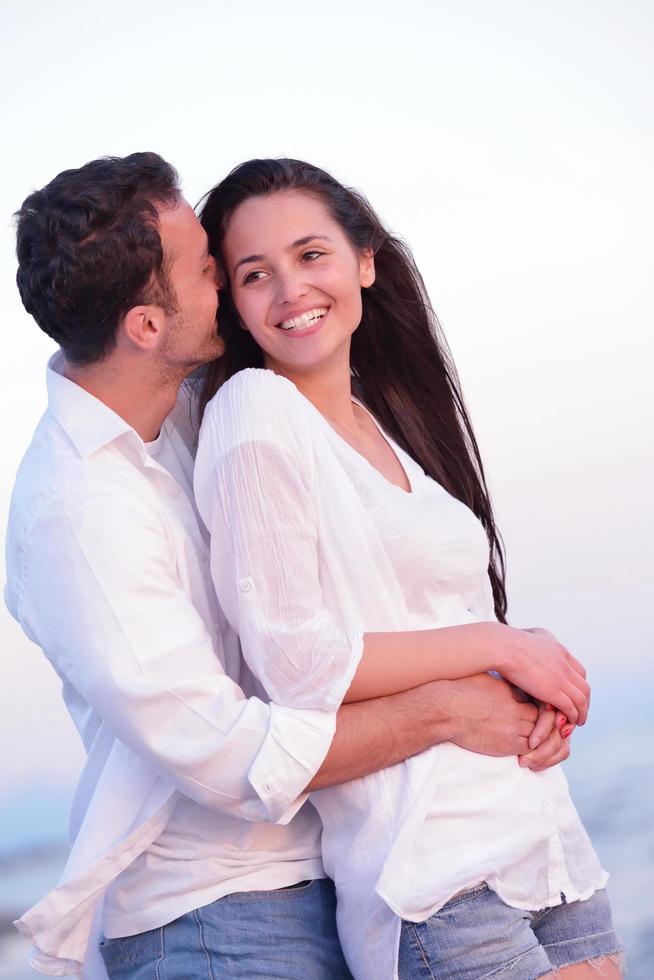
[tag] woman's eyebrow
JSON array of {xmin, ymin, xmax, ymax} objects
[
  {"xmin": 291, "ymin": 234, "xmax": 332, "ymax": 248},
  {"xmin": 234, "ymin": 252, "xmax": 264, "ymax": 273},
  {"xmin": 233, "ymin": 235, "xmax": 333, "ymax": 274}
]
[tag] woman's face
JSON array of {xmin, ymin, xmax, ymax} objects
[{"xmin": 221, "ymin": 189, "xmax": 375, "ymax": 375}]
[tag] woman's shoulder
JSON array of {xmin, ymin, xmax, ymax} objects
[
  {"xmin": 201, "ymin": 368, "xmax": 313, "ymax": 451},
  {"xmin": 208, "ymin": 368, "xmax": 304, "ymax": 413}
]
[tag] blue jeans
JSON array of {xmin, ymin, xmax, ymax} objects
[
  {"xmin": 99, "ymin": 878, "xmax": 353, "ymax": 979},
  {"xmin": 399, "ymin": 884, "xmax": 622, "ymax": 980}
]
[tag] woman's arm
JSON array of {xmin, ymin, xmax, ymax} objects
[
  {"xmin": 347, "ymin": 623, "xmax": 589, "ymax": 725},
  {"xmin": 195, "ymin": 372, "xmax": 589, "ymax": 728}
]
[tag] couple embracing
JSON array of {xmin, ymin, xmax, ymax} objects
[{"xmin": 6, "ymin": 152, "xmax": 620, "ymax": 979}]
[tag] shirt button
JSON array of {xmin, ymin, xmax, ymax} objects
[{"xmin": 240, "ymin": 579, "xmax": 253, "ymax": 593}]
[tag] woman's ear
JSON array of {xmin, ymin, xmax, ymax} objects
[{"xmin": 359, "ymin": 249, "xmax": 376, "ymax": 289}]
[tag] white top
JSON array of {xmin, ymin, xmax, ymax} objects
[
  {"xmin": 194, "ymin": 368, "xmax": 608, "ymax": 980},
  {"xmin": 5, "ymin": 355, "xmax": 334, "ymax": 977}
]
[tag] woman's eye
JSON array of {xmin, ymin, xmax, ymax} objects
[
  {"xmin": 242, "ymin": 270, "xmax": 266, "ymax": 285},
  {"xmin": 302, "ymin": 250, "xmax": 325, "ymax": 262}
]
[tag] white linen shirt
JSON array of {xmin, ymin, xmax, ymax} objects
[
  {"xmin": 193, "ymin": 368, "xmax": 607, "ymax": 980},
  {"xmin": 4, "ymin": 354, "xmax": 335, "ymax": 978}
]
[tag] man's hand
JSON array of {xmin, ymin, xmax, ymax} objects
[
  {"xmin": 447, "ymin": 673, "xmax": 539, "ymax": 756},
  {"xmin": 310, "ymin": 674, "xmax": 573, "ymax": 793},
  {"xmin": 518, "ymin": 703, "xmax": 573, "ymax": 772}
]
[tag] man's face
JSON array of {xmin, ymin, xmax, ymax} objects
[{"xmin": 156, "ymin": 198, "xmax": 223, "ymax": 372}]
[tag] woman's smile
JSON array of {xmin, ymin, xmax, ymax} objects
[{"xmin": 276, "ymin": 306, "xmax": 330, "ymax": 335}]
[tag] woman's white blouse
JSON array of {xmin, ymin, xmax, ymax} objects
[{"xmin": 194, "ymin": 369, "xmax": 607, "ymax": 980}]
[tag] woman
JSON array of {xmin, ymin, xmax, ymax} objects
[{"xmin": 193, "ymin": 159, "xmax": 621, "ymax": 980}]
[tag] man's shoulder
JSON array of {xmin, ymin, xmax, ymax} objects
[
  {"xmin": 5, "ymin": 412, "xmax": 172, "ymax": 623},
  {"xmin": 9, "ymin": 410, "xmax": 87, "ymax": 519},
  {"xmin": 5, "ymin": 412, "xmax": 86, "ymax": 620},
  {"xmin": 6, "ymin": 408, "xmax": 155, "ymax": 549}
]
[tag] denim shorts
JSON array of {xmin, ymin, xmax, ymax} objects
[
  {"xmin": 398, "ymin": 884, "xmax": 621, "ymax": 979},
  {"xmin": 99, "ymin": 878, "xmax": 353, "ymax": 979}
]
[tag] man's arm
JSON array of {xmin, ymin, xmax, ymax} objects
[
  {"xmin": 13, "ymin": 489, "xmax": 336, "ymax": 825},
  {"xmin": 309, "ymin": 672, "xmax": 538, "ymax": 790}
]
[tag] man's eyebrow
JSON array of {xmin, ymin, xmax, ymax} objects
[{"xmin": 233, "ymin": 235, "xmax": 333, "ymax": 274}]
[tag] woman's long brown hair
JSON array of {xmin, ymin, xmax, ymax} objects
[{"xmin": 197, "ymin": 159, "xmax": 507, "ymax": 622}]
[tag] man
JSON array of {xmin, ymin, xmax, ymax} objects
[{"xmin": 6, "ymin": 152, "xmax": 568, "ymax": 978}]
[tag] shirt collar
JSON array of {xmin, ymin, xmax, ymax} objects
[{"xmin": 46, "ymin": 351, "xmax": 143, "ymax": 460}]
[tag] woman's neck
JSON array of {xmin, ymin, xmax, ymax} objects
[{"xmin": 266, "ymin": 352, "xmax": 359, "ymax": 433}]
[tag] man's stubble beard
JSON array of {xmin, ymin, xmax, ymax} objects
[{"xmin": 157, "ymin": 309, "xmax": 225, "ymax": 386}]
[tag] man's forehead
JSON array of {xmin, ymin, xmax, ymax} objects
[{"xmin": 158, "ymin": 197, "xmax": 207, "ymax": 260}]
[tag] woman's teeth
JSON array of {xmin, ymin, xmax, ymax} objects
[{"xmin": 277, "ymin": 307, "xmax": 328, "ymax": 331}]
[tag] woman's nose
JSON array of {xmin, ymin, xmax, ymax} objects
[{"xmin": 276, "ymin": 269, "xmax": 308, "ymax": 306}]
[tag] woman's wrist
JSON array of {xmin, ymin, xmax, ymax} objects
[{"xmin": 486, "ymin": 622, "xmax": 520, "ymax": 677}]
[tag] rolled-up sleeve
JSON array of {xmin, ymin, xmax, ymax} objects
[
  {"xmin": 194, "ymin": 370, "xmax": 364, "ymax": 714},
  {"xmin": 14, "ymin": 486, "xmax": 334, "ymax": 825}
]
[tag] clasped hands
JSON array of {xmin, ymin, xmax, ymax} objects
[
  {"xmin": 448, "ymin": 672, "xmax": 575, "ymax": 771},
  {"xmin": 516, "ymin": 693, "xmax": 574, "ymax": 772}
]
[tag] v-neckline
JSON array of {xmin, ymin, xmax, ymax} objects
[
  {"xmin": 267, "ymin": 371, "xmax": 415, "ymax": 495},
  {"xmin": 322, "ymin": 397, "xmax": 414, "ymax": 495}
]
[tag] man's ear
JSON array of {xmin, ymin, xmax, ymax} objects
[
  {"xmin": 119, "ymin": 305, "xmax": 166, "ymax": 351},
  {"xmin": 359, "ymin": 249, "xmax": 376, "ymax": 289}
]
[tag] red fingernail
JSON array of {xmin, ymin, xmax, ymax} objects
[
  {"xmin": 545, "ymin": 704, "xmax": 553, "ymax": 711},
  {"xmin": 561, "ymin": 725, "xmax": 573, "ymax": 738},
  {"xmin": 558, "ymin": 715, "xmax": 568, "ymax": 731}
]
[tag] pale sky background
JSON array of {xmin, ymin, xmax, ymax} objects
[{"xmin": 0, "ymin": 0, "xmax": 652, "ymax": 839}]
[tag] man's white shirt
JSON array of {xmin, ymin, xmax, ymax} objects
[{"xmin": 4, "ymin": 354, "xmax": 332, "ymax": 977}]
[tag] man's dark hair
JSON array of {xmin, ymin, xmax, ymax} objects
[{"xmin": 15, "ymin": 152, "xmax": 180, "ymax": 364}]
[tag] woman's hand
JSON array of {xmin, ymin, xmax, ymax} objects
[
  {"xmin": 495, "ymin": 626, "xmax": 590, "ymax": 725},
  {"xmin": 518, "ymin": 702, "xmax": 575, "ymax": 771}
]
